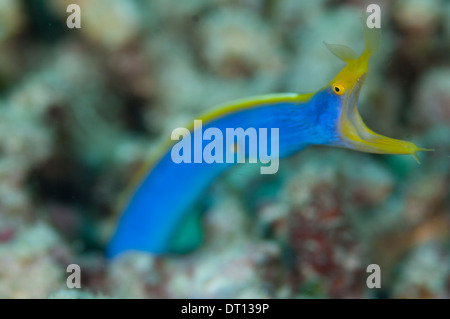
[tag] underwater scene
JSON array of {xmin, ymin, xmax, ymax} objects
[{"xmin": 0, "ymin": 0, "xmax": 449, "ymax": 299}]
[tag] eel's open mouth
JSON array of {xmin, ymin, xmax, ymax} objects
[{"xmin": 338, "ymin": 76, "xmax": 431, "ymax": 163}]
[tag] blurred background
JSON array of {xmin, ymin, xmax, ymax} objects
[{"xmin": 0, "ymin": 0, "xmax": 449, "ymax": 298}]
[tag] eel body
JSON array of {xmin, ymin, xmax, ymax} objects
[{"xmin": 107, "ymin": 25, "xmax": 428, "ymax": 258}]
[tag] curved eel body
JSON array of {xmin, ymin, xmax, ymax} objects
[{"xmin": 107, "ymin": 26, "xmax": 429, "ymax": 258}]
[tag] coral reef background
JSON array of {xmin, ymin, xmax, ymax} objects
[{"xmin": 0, "ymin": 0, "xmax": 449, "ymax": 298}]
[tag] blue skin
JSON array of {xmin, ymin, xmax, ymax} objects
[{"xmin": 107, "ymin": 88, "xmax": 342, "ymax": 257}]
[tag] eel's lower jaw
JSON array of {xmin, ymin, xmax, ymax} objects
[{"xmin": 338, "ymin": 78, "xmax": 432, "ymax": 163}]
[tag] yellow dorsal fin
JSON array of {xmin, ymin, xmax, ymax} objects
[
  {"xmin": 362, "ymin": 20, "xmax": 381, "ymax": 55},
  {"xmin": 324, "ymin": 42, "xmax": 358, "ymax": 63}
]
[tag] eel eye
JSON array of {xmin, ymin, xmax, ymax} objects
[{"xmin": 333, "ymin": 83, "xmax": 345, "ymax": 95}]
